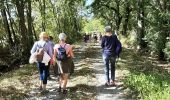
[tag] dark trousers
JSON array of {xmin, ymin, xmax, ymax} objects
[
  {"xmin": 103, "ymin": 54, "xmax": 116, "ymax": 82},
  {"xmin": 37, "ymin": 62, "xmax": 48, "ymax": 84},
  {"xmin": 47, "ymin": 62, "xmax": 50, "ymax": 77}
]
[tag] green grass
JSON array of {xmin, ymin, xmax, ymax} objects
[
  {"xmin": 0, "ymin": 64, "xmax": 38, "ymax": 99},
  {"xmin": 120, "ymin": 48, "xmax": 170, "ymax": 100}
]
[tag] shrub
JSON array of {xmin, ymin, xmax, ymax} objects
[{"xmin": 164, "ymin": 40, "xmax": 170, "ymax": 61}]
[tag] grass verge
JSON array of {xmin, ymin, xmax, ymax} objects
[
  {"xmin": 121, "ymin": 48, "xmax": 170, "ymax": 99},
  {"xmin": 0, "ymin": 64, "xmax": 38, "ymax": 99}
]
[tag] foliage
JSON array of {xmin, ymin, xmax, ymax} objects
[
  {"xmin": 124, "ymin": 73, "xmax": 170, "ymax": 100},
  {"xmin": 121, "ymin": 47, "xmax": 170, "ymax": 99},
  {"xmin": 0, "ymin": 64, "xmax": 37, "ymax": 99},
  {"xmin": 145, "ymin": 1, "xmax": 170, "ymax": 59},
  {"xmin": 0, "ymin": 0, "xmax": 85, "ymax": 66},
  {"xmin": 164, "ymin": 40, "xmax": 170, "ymax": 61},
  {"xmin": 91, "ymin": 0, "xmax": 170, "ymax": 60},
  {"xmin": 82, "ymin": 18, "xmax": 104, "ymax": 33}
]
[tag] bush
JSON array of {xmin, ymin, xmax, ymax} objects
[
  {"xmin": 164, "ymin": 40, "xmax": 170, "ymax": 61},
  {"xmin": 124, "ymin": 72, "xmax": 170, "ymax": 100}
]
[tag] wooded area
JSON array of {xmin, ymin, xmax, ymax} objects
[
  {"xmin": 0, "ymin": 0, "xmax": 170, "ymax": 71},
  {"xmin": 0, "ymin": 0, "xmax": 84, "ymax": 68},
  {"xmin": 91, "ymin": 0, "xmax": 170, "ymax": 60}
]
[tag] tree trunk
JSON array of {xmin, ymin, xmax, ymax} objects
[
  {"xmin": 26, "ymin": 0, "xmax": 34, "ymax": 47},
  {"xmin": 39, "ymin": 0, "xmax": 46, "ymax": 31},
  {"xmin": 6, "ymin": 1, "xmax": 17, "ymax": 43},
  {"xmin": 122, "ymin": 1, "xmax": 131, "ymax": 36},
  {"xmin": 15, "ymin": 0, "xmax": 29, "ymax": 61},
  {"xmin": 1, "ymin": 3, "xmax": 14, "ymax": 46},
  {"xmin": 115, "ymin": 0, "xmax": 122, "ymax": 32},
  {"xmin": 137, "ymin": 0, "xmax": 147, "ymax": 49},
  {"xmin": 49, "ymin": 0, "xmax": 61, "ymax": 33},
  {"xmin": 32, "ymin": 24, "xmax": 38, "ymax": 41}
]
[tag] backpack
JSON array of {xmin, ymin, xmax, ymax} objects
[
  {"xmin": 36, "ymin": 42, "xmax": 46, "ymax": 62},
  {"xmin": 56, "ymin": 44, "xmax": 68, "ymax": 61},
  {"xmin": 116, "ymin": 39, "xmax": 122, "ymax": 57}
]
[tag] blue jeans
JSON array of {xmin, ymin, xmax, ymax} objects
[
  {"xmin": 103, "ymin": 54, "xmax": 116, "ymax": 82},
  {"xmin": 47, "ymin": 62, "xmax": 50, "ymax": 77},
  {"xmin": 37, "ymin": 62, "xmax": 48, "ymax": 84}
]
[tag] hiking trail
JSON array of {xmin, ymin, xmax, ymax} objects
[{"xmin": 25, "ymin": 42, "xmax": 129, "ymax": 100}]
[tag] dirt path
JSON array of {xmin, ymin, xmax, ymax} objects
[
  {"xmin": 25, "ymin": 42, "xmax": 129, "ymax": 100},
  {"xmin": 85, "ymin": 43, "xmax": 129, "ymax": 100}
]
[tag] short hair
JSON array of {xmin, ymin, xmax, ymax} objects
[
  {"xmin": 49, "ymin": 36, "xmax": 53, "ymax": 40},
  {"xmin": 59, "ymin": 33, "xmax": 67, "ymax": 41},
  {"xmin": 105, "ymin": 26, "xmax": 112, "ymax": 32}
]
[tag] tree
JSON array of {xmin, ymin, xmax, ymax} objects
[
  {"xmin": 136, "ymin": 0, "xmax": 147, "ymax": 49},
  {"xmin": 26, "ymin": 0, "xmax": 34, "ymax": 47},
  {"xmin": 1, "ymin": 0, "xmax": 14, "ymax": 47},
  {"xmin": 15, "ymin": 0, "xmax": 30, "ymax": 61},
  {"xmin": 122, "ymin": 0, "xmax": 132, "ymax": 36},
  {"xmin": 145, "ymin": 0, "xmax": 170, "ymax": 60}
]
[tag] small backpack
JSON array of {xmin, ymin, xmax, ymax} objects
[
  {"xmin": 36, "ymin": 42, "xmax": 46, "ymax": 62},
  {"xmin": 57, "ymin": 44, "xmax": 68, "ymax": 61}
]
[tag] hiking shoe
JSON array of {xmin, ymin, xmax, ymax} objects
[
  {"xmin": 41, "ymin": 89, "xmax": 49, "ymax": 94},
  {"xmin": 63, "ymin": 89, "xmax": 67, "ymax": 94},
  {"xmin": 38, "ymin": 86, "xmax": 43, "ymax": 91},
  {"xmin": 105, "ymin": 82, "xmax": 110, "ymax": 86},
  {"xmin": 110, "ymin": 81, "xmax": 117, "ymax": 87},
  {"xmin": 57, "ymin": 87, "xmax": 62, "ymax": 92},
  {"xmin": 48, "ymin": 76, "xmax": 52, "ymax": 80}
]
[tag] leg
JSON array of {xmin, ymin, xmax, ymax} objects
[
  {"xmin": 57, "ymin": 74, "xmax": 63, "ymax": 92},
  {"xmin": 37, "ymin": 62, "xmax": 43, "ymax": 88},
  {"xmin": 62, "ymin": 74, "xmax": 69, "ymax": 90},
  {"xmin": 47, "ymin": 62, "xmax": 50, "ymax": 79},
  {"xmin": 62, "ymin": 73, "xmax": 69, "ymax": 94},
  {"xmin": 110, "ymin": 57, "xmax": 116, "ymax": 83},
  {"xmin": 103, "ymin": 54, "xmax": 110, "ymax": 83},
  {"xmin": 42, "ymin": 63, "xmax": 48, "ymax": 90}
]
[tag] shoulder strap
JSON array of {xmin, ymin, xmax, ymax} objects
[
  {"xmin": 43, "ymin": 42, "xmax": 46, "ymax": 48},
  {"xmin": 60, "ymin": 44, "xmax": 67, "ymax": 48},
  {"xmin": 37, "ymin": 41, "xmax": 46, "ymax": 48},
  {"xmin": 63, "ymin": 44, "xmax": 67, "ymax": 48}
]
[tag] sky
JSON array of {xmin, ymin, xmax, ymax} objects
[
  {"xmin": 85, "ymin": 0, "xmax": 94, "ymax": 6},
  {"xmin": 84, "ymin": 0, "xmax": 94, "ymax": 19}
]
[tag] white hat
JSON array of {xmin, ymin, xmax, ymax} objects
[{"xmin": 59, "ymin": 33, "xmax": 67, "ymax": 41}]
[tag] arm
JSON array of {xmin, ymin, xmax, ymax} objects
[
  {"xmin": 69, "ymin": 46, "xmax": 74, "ymax": 58},
  {"xmin": 48, "ymin": 44, "xmax": 53, "ymax": 58},
  {"xmin": 115, "ymin": 35, "xmax": 119, "ymax": 46},
  {"xmin": 30, "ymin": 42, "xmax": 37, "ymax": 54},
  {"xmin": 53, "ymin": 47, "xmax": 57, "ymax": 65},
  {"xmin": 101, "ymin": 37, "xmax": 105, "ymax": 48},
  {"xmin": 114, "ymin": 35, "xmax": 121, "ymax": 57}
]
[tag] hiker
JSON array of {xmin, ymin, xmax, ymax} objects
[
  {"xmin": 83, "ymin": 34, "xmax": 88, "ymax": 43},
  {"xmin": 30, "ymin": 32, "xmax": 53, "ymax": 93},
  {"xmin": 101, "ymin": 26, "xmax": 119, "ymax": 86},
  {"xmin": 53, "ymin": 33, "xmax": 74, "ymax": 94},
  {"xmin": 47, "ymin": 36, "xmax": 55, "ymax": 79},
  {"xmin": 94, "ymin": 34, "xmax": 98, "ymax": 42},
  {"xmin": 99, "ymin": 33, "xmax": 102, "ymax": 41}
]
